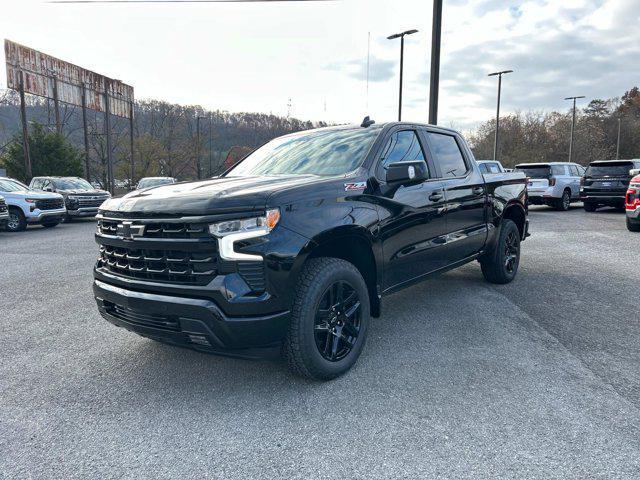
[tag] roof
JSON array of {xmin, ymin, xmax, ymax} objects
[
  {"xmin": 590, "ymin": 159, "xmax": 640, "ymax": 164},
  {"xmin": 514, "ymin": 162, "xmax": 575, "ymax": 167}
]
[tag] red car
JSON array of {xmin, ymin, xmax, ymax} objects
[{"xmin": 626, "ymin": 172, "xmax": 640, "ymax": 231}]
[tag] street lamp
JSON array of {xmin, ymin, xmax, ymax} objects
[
  {"xmin": 564, "ymin": 96, "xmax": 585, "ymax": 163},
  {"xmin": 428, "ymin": 0, "xmax": 443, "ymax": 125},
  {"xmin": 488, "ymin": 70, "xmax": 513, "ymax": 162},
  {"xmin": 387, "ymin": 28, "xmax": 419, "ymax": 121}
]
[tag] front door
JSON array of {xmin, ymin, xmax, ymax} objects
[{"xmin": 375, "ymin": 128, "xmax": 449, "ymax": 292}]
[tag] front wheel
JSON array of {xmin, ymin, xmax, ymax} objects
[
  {"xmin": 627, "ymin": 217, "xmax": 640, "ymax": 232},
  {"xmin": 6, "ymin": 208, "xmax": 27, "ymax": 232},
  {"xmin": 583, "ymin": 202, "xmax": 597, "ymax": 212},
  {"xmin": 284, "ymin": 258, "xmax": 370, "ymax": 381},
  {"xmin": 480, "ymin": 219, "xmax": 521, "ymax": 284}
]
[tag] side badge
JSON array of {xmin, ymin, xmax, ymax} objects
[{"xmin": 344, "ymin": 181, "xmax": 367, "ymax": 192}]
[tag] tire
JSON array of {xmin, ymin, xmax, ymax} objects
[
  {"xmin": 615, "ymin": 204, "xmax": 626, "ymax": 213},
  {"xmin": 64, "ymin": 214, "xmax": 73, "ymax": 223},
  {"xmin": 627, "ymin": 217, "xmax": 640, "ymax": 232},
  {"xmin": 284, "ymin": 257, "xmax": 370, "ymax": 381},
  {"xmin": 41, "ymin": 220, "xmax": 60, "ymax": 228},
  {"xmin": 6, "ymin": 207, "xmax": 27, "ymax": 232},
  {"xmin": 556, "ymin": 190, "xmax": 571, "ymax": 211},
  {"xmin": 583, "ymin": 202, "xmax": 597, "ymax": 212},
  {"xmin": 480, "ymin": 219, "xmax": 521, "ymax": 284}
]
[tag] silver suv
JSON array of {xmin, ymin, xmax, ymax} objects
[
  {"xmin": 515, "ymin": 162, "xmax": 586, "ymax": 211},
  {"xmin": 0, "ymin": 177, "xmax": 66, "ymax": 231},
  {"xmin": 0, "ymin": 195, "xmax": 9, "ymax": 229}
]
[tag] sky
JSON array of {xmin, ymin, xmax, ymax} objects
[{"xmin": 1, "ymin": 0, "xmax": 639, "ymax": 132}]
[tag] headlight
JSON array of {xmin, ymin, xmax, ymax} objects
[
  {"xmin": 25, "ymin": 198, "xmax": 37, "ymax": 204},
  {"xmin": 209, "ymin": 208, "xmax": 280, "ymax": 237},
  {"xmin": 209, "ymin": 208, "xmax": 280, "ymax": 261}
]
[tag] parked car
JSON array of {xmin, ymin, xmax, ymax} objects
[
  {"xmin": 580, "ymin": 160, "xmax": 640, "ymax": 212},
  {"xmin": 135, "ymin": 177, "xmax": 177, "ymax": 190},
  {"xmin": 625, "ymin": 169, "xmax": 640, "ymax": 231},
  {"xmin": 514, "ymin": 162, "xmax": 585, "ymax": 211},
  {"xmin": 0, "ymin": 177, "xmax": 66, "ymax": 232},
  {"xmin": 93, "ymin": 121, "xmax": 529, "ymax": 380},
  {"xmin": 0, "ymin": 195, "xmax": 9, "ymax": 229},
  {"xmin": 477, "ymin": 160, "xmax": 506, "ymax": 174},
  {"xmin": 29, "ymin": 176, "xmax": 111, "ymax": 221}
]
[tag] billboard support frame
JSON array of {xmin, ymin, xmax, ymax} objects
[{"xmin": 18, "ymin": 70, "xmax": 32, "ymax": 179}]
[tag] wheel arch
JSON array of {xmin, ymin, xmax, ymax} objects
[{"xmin": 501, "ymin": 201, "xmax": 527, "ymax": 239}]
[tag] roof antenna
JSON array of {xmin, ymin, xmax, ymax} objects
[{"xmin": 361, "ymin": 116, "xmax": 375, "ymax": 128}]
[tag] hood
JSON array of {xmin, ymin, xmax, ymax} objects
[
  {"xmin": 59, "ymin": 189, "xmax": 110, "ymax": 196},
  {"xmin": 0, "ymin": 189, "xmax": 64, "ymax": 200},
  {"xmin": 100, "ymin": 175, "xmax": 328, "ymax": 216}
]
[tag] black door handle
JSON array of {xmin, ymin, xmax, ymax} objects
[
  {"xmin": 472, "ymin": 187, "xmax": 484, "ymax": 195},
  {"xmin": 429, "ymin": 191, "xmax": 443, "ymax": 202}
]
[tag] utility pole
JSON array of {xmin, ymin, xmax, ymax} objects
[
  {"xmin": 129, "ymin": 100, "xmax": 135, "ymax": 189},
  {"xmin": 428, "ymin": 0, "xmax": 443, "ymax": 125},
  {"xmin": 488, "ymin": 70, "xmax": 513, "ymax": 161},
  {"xmin": 196, "ymin": 116, "xmax": 204, "ymax": 180},
  {"xmin": 104, "ymin": 79, "xmax": 114, "ymax": 195},
  {"xmin": 18, "ymin": 70, "xmax": 32, "ymax": 180},
  {"xmin": 564, "ymin": 95, "xmax": 585, "ymax": 163},
  {"xmin": 208, "ymin": 114, "xmax": 213, "ymax": 177},
  {"xmin": 387, "ymin": 29, "xmax": 418, "ymax": 121},
  {"xmin": 52, "ymin": 75, "xmax": 62, "ymax": 134}
]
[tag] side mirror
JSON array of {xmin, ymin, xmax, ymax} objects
[
  {"xmin": 385, "ymin": 161, "xmax": 428, "ymax": 185},
  {"xmin": 630, "ymin": 168, "xmax": 640, "ymax": 176},
  {"xmin": 44, "ymin": 187, "xmax": 53, "ymax": 192}
]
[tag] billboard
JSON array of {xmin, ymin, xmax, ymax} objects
[{"xmin": 4, "ymin": 39, "xmax": 134, "ymax": 118}]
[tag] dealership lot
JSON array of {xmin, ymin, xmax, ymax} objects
[{"xmin": 1, "ymin": 208, "xmax": 639, "ymax": 479}]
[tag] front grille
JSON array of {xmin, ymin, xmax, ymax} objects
[
  {"xmin": 98, "ymin": 219, "xmax": 210, "ymax": 239},
  {"xmin": 98, "ymin": 244, "xmax": 218, "ymax": 285},
  {"xmin": 237, "ymin": 262, "xmax": 266, "ymax": 292},
  {"xmin": 75, "ymin": 196, "xmax": 109, "ymax": 208},
  {"xmin": 35, "ymin": 198, "xmax": 64, "ymax": 210},
  {"xmin": 103, "ymin": 301, "xmax": 180, "ymax": 331}
]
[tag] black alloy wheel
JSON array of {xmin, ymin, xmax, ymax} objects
[
  {"xmin": 313, "ymin": 281, "xmax": 362, "ymax": 362},
  {"xmin": 503, "ymin": 230, "xmax": 520, "ymax": 274}
]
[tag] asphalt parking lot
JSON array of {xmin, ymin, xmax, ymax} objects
[{"xmin": 1, "ymin": 207, "xmax": 639, "ymax": 479}]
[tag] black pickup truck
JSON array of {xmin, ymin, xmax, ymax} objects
[{"xmin": 93, "ymin": 121, "xmax": 529, "ymax": 380}]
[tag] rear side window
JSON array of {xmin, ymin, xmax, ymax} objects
[
  {"xmin": 586, "ymin": 162, "xmax": 634, "ymax": 176},
  {"xmin": 551, "ymin": 165, "xmax": 567, "ymax": 176},
  {"xmin": 31, "ymin": 178, "xmax": 42, "ymax": 189},
  {"xmin": 427, "ymin": 133, "xmax": 468, "ymax": 178},
  {"xmin": 569, "ymin": 165, "xmax": 580, "ymax": 176}
]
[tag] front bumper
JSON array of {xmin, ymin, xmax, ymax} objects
[
  {"xmin": 67, "ymin": 207, "xmax": 99, "ymax": 217},
  {"xmin": 94, "ymin": 279, "xmax": 289, "ymax": 358},
  {"xmin": 26, "ymin": 207, "xmax": 67, "ymax": 224},
  {"xmin": 626, "ymin": 206, "xmax": 640, "ymax": 219}
]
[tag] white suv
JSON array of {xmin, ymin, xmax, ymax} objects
[
  {"xmin": 515, "ymin": 162, "xmax": 586, "ymax": 211},
  {"xmin": 0, "ymin": 195, "xmax": 9, "ymax": 229},
  {"xmin": 0, "ymin": 178, "xmax": 66, "ymax": 232}
]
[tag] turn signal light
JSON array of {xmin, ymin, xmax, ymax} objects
[{"xmin": 548, "ymin": 178, "xmax": 557, "ymax": 186}]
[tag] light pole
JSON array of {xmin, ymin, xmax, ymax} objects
[
  {"xmin": 196, "ymin": 116, "xmax": 205, "ymax": 180},
  {"xmin": 488, "ymin": 70, "xmax": 513, "ymax": 162},
  {"xmin": 564, "ymin": 96, "xmax": 585, "ymax": 163},
  {"xmin": 387, "ymin": 29, "xmax": 418, "ymax": 121},
  {"xmin": 209, "ymin": 114, "xmax": 213, "ymax": 176},
  {"xmin": 428, "ymin": 0, "xmax": 443, "ymax": 125},
  {"xmin": 616, "ymin": 115, "xmax": 621, "ymax": 160}
]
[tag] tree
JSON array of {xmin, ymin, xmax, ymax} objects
[{"xmin": 2, "ymin": 122, "xmax": 84, "ymax": 182}]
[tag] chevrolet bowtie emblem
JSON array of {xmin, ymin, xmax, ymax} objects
[{"xmin": 116, "ymin": 221, "xmax": 145, "ymax": 240}]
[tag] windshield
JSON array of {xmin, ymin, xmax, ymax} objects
[
  {"xmin": 53, "ymin": 178, "xmax": 93, "ymax": 190},
  {"xmin": 586, "ymin": 162, "xmax": 634, "ymax": 177},
  {"xmin": 0, "ymin": 179, "xmax": 27, "ymax": 192},
  {"xmin": 226, "ymin": 127, "xmax": 381, "ymax": 177},
  {"xmin": 515, "ymin": 165, "xmax": 551, "ymax": 178},
  {"xmin": 138, "ymin": 178, "xmax": 174, "ymax": 189}
]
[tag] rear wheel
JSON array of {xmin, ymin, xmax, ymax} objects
[
  {"xmin": 6, "ymin": 207, "xmax": 26, "ymax": 232},
  {"xmin": 583, "ymin": 202, "xmax": 597, "ymax": 212},
  {"xmin": 480, "ymin": 219, "xmax": 521, "ymax": 284},
  {"xmin": 556, "ymin": 190, "xmax": 571, "ymax": 211},
  {"xmin": 627, "ymin": 217, "xmax": 640, "ymax": 232},
  {"xmin": 284, "ymin": 258, "xmax": 370, "ymax": 381},
  {"xmin": 41, "ymin": 220, "xmax": 60, "ymax": 228}
]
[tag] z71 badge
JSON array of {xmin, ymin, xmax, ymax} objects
[{"xmin": 344, "ymin": 182, "xmax": 367, "ymax": 191}]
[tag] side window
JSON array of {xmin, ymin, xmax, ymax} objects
[
  {"xmin": 42, "ymin": 180, "xmax": 51, "ymax": 190},
  {"xmin": 550, "ymin": 165, "xmax": 565, "ymax": 176},
  {"xmin": 569, "ymin": 165, "xmax": 580, "ymax": 176},
  {"xmin": 488, "ymin": 163, "xmax": 501, "ymax": 173},
  {"xmin": 30, "ymin": 179, "xmax": 41, "ymax": 189},
  {"xmin": 426, "ymin": 132, "xmax": 468, "ymax": 178},
  {"xmin": 478, "ymin": 163, "xmax": 489, "ymax": 174},
  {"xmin": 378, "ymin": 130, "xmax": 428, "ymax": 175}
]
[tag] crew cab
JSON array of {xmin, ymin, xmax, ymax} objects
[
  {"xmin": 581, "ymin": 160, "xmax": 640, "ymax": 212},
  {"xmin": 0, "ymin": 177, "xmax": 66, "ymax": 232},
  {"xmin": 626, "ymin": 169, "xmax": 640, "ymax": 232},
  {"xmin": 93, "ymin": 121, "xmax": 529, "ymax": 380},
  {"xmin": 515, "ymin": 162, "xmax": 585, "ymax": 211},
  {"xmin": 29, "ymin": 176, "xmax": 111, "ymax": 221}
]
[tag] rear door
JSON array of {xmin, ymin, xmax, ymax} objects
[
  {"xmin": 568, "ymin": 165, "xmax": 581, "ymax": 198},
  {"xmin": 423, "ymin": 130, "xmax": 487, "ymax": 261},
  {"xmin": 375, "ymin": 127, "xmax": 449, "ymax": 291}
]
